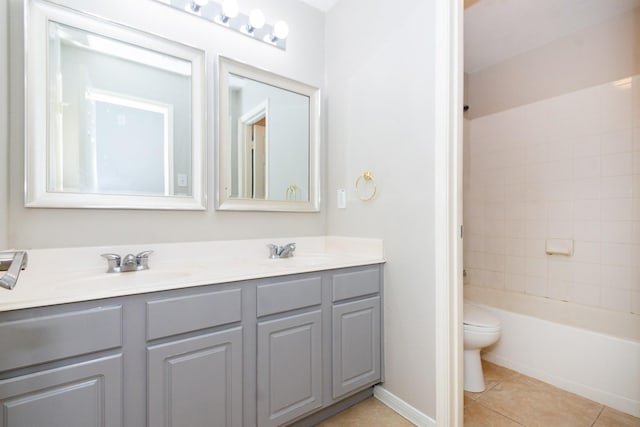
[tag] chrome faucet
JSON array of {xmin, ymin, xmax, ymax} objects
[
  {"xmin": 101, "ymin": 250, "xmax": 153, "ymax": 273},
  {"xmin": 267, "ymin": 243, "xmax": 296, "ymax": 259},
  {"xmin": 0, "ymin": 251, "xmax": 28, "ymax": 290}
]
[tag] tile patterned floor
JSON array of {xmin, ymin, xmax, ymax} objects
[
  {"xmin": 319, "ymin": 361, "xmax": 640, "ymax": 426},
  {"xmin": 316, "ymin": 397, "xmax": 413, "ymax": 427},
  {"xmin": 464, "ymin": 361, "xmax": 640, "ymax": 427}
]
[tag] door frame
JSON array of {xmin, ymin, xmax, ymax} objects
[
  {"xmin": 434, "ymin": 0, "xmax": 464, "ymax": 426},
  {"xmin": 237, "ymin": 100, "xmax": 269, "ymax": 198}
]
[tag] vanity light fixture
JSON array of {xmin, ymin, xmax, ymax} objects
[
  {"xmin": 241, "ymin": 9, "xmax": 265, "ymax": 36},
  {"xmin": 214, "ymin": 0, "xmax": 239, "ymax": 25},
  {"xmin": 265, "ymin": 20, "xmax": 289, "ymax": 44},
  {"xmin": 186, "ymin": 0, "xmax": 208, "ymax": 14},
  {"xmin": 154, "ymin": 0, "xmax": 288, "ymax": 50}
]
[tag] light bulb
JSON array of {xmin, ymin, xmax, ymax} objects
[
  {"xmin": 221, "ymin": 0, "xmax": 239, "ymax": 18},
  {"xmin": 249, "ymin": 10, "xmax": 265, "ymax": 30},
  {"xmin": 273, "ymin": 21, "xmax": 289, "ymax": 40},
  {"xmin": 187, "ymin": 0, "xmax": 208, "ymax": 13}
]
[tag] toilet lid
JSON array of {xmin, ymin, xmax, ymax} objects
[{"xmin": 464, "ymin": 303, "xmax": 500, "ymax": 328}]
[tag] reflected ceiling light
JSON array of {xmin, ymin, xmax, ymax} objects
[
  {"xmin": 265, "ymin": 20, "xmax": 289, "ymax": 44},
  {"xmin": 241, "ymin": 9, "xmax": 265, "ymax": 35},
  {"xmin": 187, "ymin": 0, "xmax": 208, "ymax": 13},
  {"xmin": 216, "ymin": 0, "xmax": 239, "ymax": 24}
]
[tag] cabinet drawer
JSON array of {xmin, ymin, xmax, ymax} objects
[
  {"xmin": 332, "ymin": 268, "xmax": 380, "ymax": 302},
  {"xmin": 0, "ymin": 306, "xmax": 122, "ymax": 372},
  {"xmin": 146, "ymin": 288, "xmax": 242, "ymax": 340},
  {"xmin": 0, "ymin": 354, "xmax": 123, "ymax": 427},
  {"xmin": 257, "ymin": 276, "xmax": 322, "ymax": 317}
]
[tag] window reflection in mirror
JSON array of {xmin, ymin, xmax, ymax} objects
[
  {"xmin": 25, "ymin": 0, "xmax": 205, "ymax": 210},
  {"xmin": 47, "ymin": 22, "xmax": 192, "ymax": 197}
]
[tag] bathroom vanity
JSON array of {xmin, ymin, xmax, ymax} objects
[{"xmin": 0, "ymin": 237, "xmax": 384, "ymax": 427}]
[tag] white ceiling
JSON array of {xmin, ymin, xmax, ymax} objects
[
  {"xmin": 464, "ymin": 0, "xmax": 640, "ymax": 73},
  {"xmin": 298, "ymin": 0, "xmax": 338, "ymax": 12}
]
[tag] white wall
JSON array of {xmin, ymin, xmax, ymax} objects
[
  {"xmin": 326, "ymin": 0, "xmax": 437, "ymax": 418},
  {"xmin": 466, "ymin": 6, "xmax": 640, "ymax": 119},
  {"xmin": 4, "ymin": 0, "xmax": 325, "ymax": 249},
  {"xmin": 0, "ymin": 0, "xmax": 8, "ymax": 248}
]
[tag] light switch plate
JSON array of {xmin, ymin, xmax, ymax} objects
[{"xmin": 337, "ymin": 189, "xmax": 346, "ymax": 209}]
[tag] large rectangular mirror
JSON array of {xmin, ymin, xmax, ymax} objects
[
  {"xmin": 25, "ymin": 0, "xmax": 206, "ymax": 209},
  {"xmin": 217, "ymin": 57, "xmax": 320, "ymax": 211}
]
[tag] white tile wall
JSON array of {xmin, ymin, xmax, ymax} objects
[{"xmin": 464, "ymin": 75, "xmax": 640, "ymax": 315}]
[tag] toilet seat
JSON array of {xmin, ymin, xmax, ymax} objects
[
  {"xmin": 463, "ymin": 303, "xmax": 500, "ymax": 328},
  {"xmin": 463, "ymin": 323, "xmax": 501, "ymax": 334}
]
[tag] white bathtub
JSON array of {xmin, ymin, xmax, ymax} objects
[{"xmin": 465, "ymin": 285, "xmax": 640, "ymax": 418}]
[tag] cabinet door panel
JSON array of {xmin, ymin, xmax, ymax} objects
[
  {"xmin": 332, "ymin": 296, "xmax": 381, "ymax": 399},
  {"xmin": 0, "ymin": 354, "xmax": 123, "ymax": 427},
  {"xmin": 257, "ymin": 310, "xmax": 322, "ymax": 427},
  {"xmin": 148, "ymin": 327, "xmax": 242, "ymax": 427}
]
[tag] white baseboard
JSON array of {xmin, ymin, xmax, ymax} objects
[{"xmin": 373, "ymin": 385, "xmax": 436, "ymax": 427}]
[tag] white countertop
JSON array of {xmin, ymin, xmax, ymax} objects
[{"xmin": 0, "ymin": 236, "xmax": 385, "ymax": 312}]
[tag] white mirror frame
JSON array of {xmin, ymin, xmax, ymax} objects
[
  {"xmin": 216, "ymin": 56, "xmax": 321, "ymax": 212},
  {"xmin": 24, "ymin": 0, "xmax": 207, "ymax": 210}
]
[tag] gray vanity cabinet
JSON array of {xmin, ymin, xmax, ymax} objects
[
  {"xmin": 257, "ymin": 311, "xmax": 323, "ymax": 427},
  {"xmin": 0, "ymin": 304, "xmax": 124, "ymax": 427},
  {"xmin": 0, "ymin": 263, "xmax": 383, "ymax": 427},
  {"xmin": 147, "ymin": 328, "xmax": 243, "ymax": 427},
  {"xmin": 332, "ymin": 297, "xmax": 381, "ymax": 399},
  {"xmin": 145, "ymin": 287, "xmax": 244, "ymax": 427},
  {"xmin": 0, "ymin": 355, "xmax": 123, "ymax": 427},
  {"xmin": 256, "ymin": 276, "xmax": 323, "ymax": 427},
  {"xmin": 331, "ymin": 268, "xmax": 382, "ymax": 399}
]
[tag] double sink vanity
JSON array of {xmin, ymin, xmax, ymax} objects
[
  {"xmin": 0, "ymin": 237, "xmax": 385, "ymax": 427},
  {"xmin": 3, "ymin": 1, "xmax": 380, "ymax": 425}
]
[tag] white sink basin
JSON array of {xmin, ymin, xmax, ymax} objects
[
  {"xmin": 64, "ymin": 269, "xmax": 193, "ymax": 288},
  {"xmin": 261, "ymin": 255, "xmax": 335, "ymax": 267}
]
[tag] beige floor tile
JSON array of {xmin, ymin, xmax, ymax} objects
[
  {"xmin": 476, "ymin": 376, "xmax": 603, "ymax": 427},
  {"xmin": 465, "ymin": 360, "xmax": 518, "ymax": 401},
  {"xmin": 316, "ymin": 397, "xmax": 414, "ymax": 427},
  {"xmin": 593, "ymin": 407, "xmax": 640, "ymax": 427},
  {"xmin": 481, "ymin": 361, "xmax": 519, "ymax": 384},
  {"xmin": 464, "ymin": 400, "xmax": 524, "ymax": 426}
]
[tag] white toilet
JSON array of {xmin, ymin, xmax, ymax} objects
[{"xmin": 463, "ymin": 302, "xmax": 501, "ymax": 392}]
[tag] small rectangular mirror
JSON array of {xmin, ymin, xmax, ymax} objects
[
  {"xmin": 217, "ymin": 57, "xmax": 320, "ymax": 212},
  {"xmin": 25, "ymin": 0, "xmax": 206, "ymax": 209}
]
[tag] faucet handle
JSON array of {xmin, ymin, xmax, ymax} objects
[
  {"xmin": 0, "ymin": 251, "xmax": 28, "ymax": 290},
  {"xmin": 136, "ymin": 250, "xmax": 153, "ymax": 270},
  {"xmin": 267, "ymin": 244, "xmax": 279, "ymax": 259},
  {"xmin": 101, "ymin": 253, "xmax": 121, "ymax": 273},
  {"xmin": 280, "ymin": 242, "xmax": 296, "ymax": 258}
]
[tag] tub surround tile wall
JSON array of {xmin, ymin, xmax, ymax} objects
[{"xmin": 465, "ymin": 74, "xmax": 640, "ymax": 316}]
